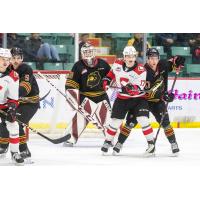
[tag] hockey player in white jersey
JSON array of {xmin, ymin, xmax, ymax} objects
[
  {"xmin": 0, "ymin": 48, "xmax": 24, "ymax": 165},
  {"xmin": 101, "ymin": 46, "xmax": 155, "ymax": 156}
]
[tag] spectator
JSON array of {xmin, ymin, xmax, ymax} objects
[
  {"xmin": 7, "ymin": 33, "xmax": 24, "ymax": 49},
  {"xmin": 79, "ymin": 33, "xmax": 89, "ymax": 59},
  {"xmin": 23, "ymin": 33, "xmax": 60, "ymax": 63},
  {"xmin": 176, "ymin": 33, "xmax": 195, "ymax": 47},
  {"xmin": 155, "ymin": 33, "xmax": 177, "ymax": 56},
  {"xmin": 127, "ymin": 33, "xmax": 151, "ymax": 64},
  {"xmin": 189, "ymin": 33, "xmax": 200, "ymax": 64}
]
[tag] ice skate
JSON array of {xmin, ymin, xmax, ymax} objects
[
  {"xmin": 101, "ymin": 140, "xmax": 112, "ymax": 155},
  {"xmin": 20, "ymin": 147, "xmax": 33, "ymax": 164},
  {"xmin": 112, "ymin": 142, "xmax": 123, "ymax": 155},
  {"xmin": 143, "ymin": 140, "xmax": 155, "ymax": 157},
  {"xmin": 11, "ymin": 152, "xmax": 24, "ymax": 166},
  {"xmin": 0, "ymin": 147, "xmax": 8, "ymax": 159},
  {"xmin": 171, "ymin": 142, "xmax": 180, "ymax": 156}
]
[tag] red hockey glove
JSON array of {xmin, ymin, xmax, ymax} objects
[{"xmin": 102, "ymin": 77, "xmax": 112, "ymax": 91}]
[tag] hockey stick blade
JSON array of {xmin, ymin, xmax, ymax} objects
[{"xmin": 35, "ymin": 132, "xmax": 71, "ymax": 144}]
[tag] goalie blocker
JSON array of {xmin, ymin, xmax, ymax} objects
[{"xmin": 63, "ymin": 89, "xmax": 111, "ymax": 145}]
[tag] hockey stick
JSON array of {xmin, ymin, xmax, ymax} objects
[
  {"xmin": 0, "ymin": 109, "xmax": 71, "ymax": 144},
  {"xmin": 38, "ymin": 72, "xmax": 105, "ymax": 131},
  {"xmin": 154, "ymin": 72, "xmax": 179, "ymax": 144}
]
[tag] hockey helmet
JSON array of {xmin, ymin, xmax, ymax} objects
[
  {"xmin": 10, "ymin": 47, "xmax": 23, "ymax": 58},
  {"xmin": 146, "ymin": 48, "xmax": 160, "ymax": 58},
  {"xmin": 123, "ymin": 46, "xmax": 137, "ymax": 57},
  {"xmin": 0, "ymin": 48, "xmax": 11, "ymax": 58}
]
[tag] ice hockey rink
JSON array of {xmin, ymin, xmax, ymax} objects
[
  {"xmin": 1, "ymin": 128, "xmax": 200, "ymax": 200},
  {"xmin": 1, "ymin": 128, "xmax": 200, "ymax": 166}
]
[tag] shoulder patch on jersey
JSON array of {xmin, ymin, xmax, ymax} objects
[
  {"xmin": 134, "ymin": 64, "xmax": 146, "ymax": 75},
  {"xmin": 114, "ymin": 59, "xmax": 124, "ymax": 65},
  {"xmin": 9, "ymin": 70, "xmax": 19, "ymax": 82}
]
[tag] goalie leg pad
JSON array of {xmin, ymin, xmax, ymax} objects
[{"xmin": 65, "ymin": 97, "xmax": 98, "ymax": 143}]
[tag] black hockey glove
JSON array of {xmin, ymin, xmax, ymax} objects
[
  {"xmin": 6, "ymin": 103, "xmax": 17, "ymax": 122},
  {"xmin": 174, "ymin": 56, "xmax": 185, "ymax": 67},
  {"xmin": 163, "ymin": 92, "xmax": 175, "ymax": 102}
]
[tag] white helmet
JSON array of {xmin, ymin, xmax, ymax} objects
[
  {"xmin": 123, "ymin": 46, "xmax": 137, "ymax": 57},
  {"xmin": 0, "ymin": 48, "xmax": 11, "ymax": 58}
]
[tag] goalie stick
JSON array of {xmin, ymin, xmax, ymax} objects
[
  {"xmin": 38, "ymin": 72, "xmax": 106, "ymax": 131},
  {"xmin": 154, "ymin": 72, "xmax": 179, "ymax": 144},
  {"xmin": 0, "ymin": 109, "xmax": 71, "ymax": 144}
]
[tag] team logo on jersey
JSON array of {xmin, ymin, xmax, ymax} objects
[
  {"xmin": 138, "ymin": 66, "xmax": 144, "ymax": 71},
  {"xmin": 87, "ymin": 71, "xmax": 101, "ymax": 88}
]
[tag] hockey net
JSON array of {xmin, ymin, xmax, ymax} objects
[{"xmin": 30, "ymin": 70, "xmax": 105, "ymax": 138}]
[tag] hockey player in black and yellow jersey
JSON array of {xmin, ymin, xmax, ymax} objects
[
  {"xmin": 64, "ymin": 43, "xmax": 111, "ymax": 145},
  {"xmin": 113, "ymin": 48, "xmax": 185, "ymax": 155},
  {"xmin": 0, "ymin": 47, "xmax": 40, "ymax": 162},
  {"xmin": 66, "ymin": 43, "xmax": 111, "ymax": 103}
]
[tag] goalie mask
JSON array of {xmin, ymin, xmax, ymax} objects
[
  {"xmin": 81, "ymin": 43, "xmax": 96, "ymax": 67},
  {"xmin": 123, "ymin": 46, "xmax": 137, "ymax": 67}
]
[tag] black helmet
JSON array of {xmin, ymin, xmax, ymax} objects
[
  {"xmin": 10, "ymin": 47, "xmax": 23, "ymax": 58},
  {"xmin": 146, "ymin": 48, "xmax": 159, "ymax": 58}
]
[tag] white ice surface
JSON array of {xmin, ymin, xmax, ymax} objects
[
  {"xmin": 1, "ymin": 128, "xmax": 200, "ymax": 166},
  {"xmin": 1, "ymin": 128, "xmax": 200, "ymax": 200}
]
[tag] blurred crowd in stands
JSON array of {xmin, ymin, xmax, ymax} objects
[{"xmin": 0, "ymin": 33, "xmax": 200, "ymax": 70}]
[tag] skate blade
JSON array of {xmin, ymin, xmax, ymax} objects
[
  {"xmin": 0, "ymin": 153, "xmax": 7, "ymax": 159},
  {"xmin": 24, "ymin": 158, "xmax": 34, "ymax": 164},
  {"xmin": 171, "ymin": 152, "xmax": 179, "ymax": 157},
  {"xmin": 112, "ymin": 151, "xmax": 119, "ymax": 156},
  {"xmin": 63, "ymin": 142, "xmax": 74, "ymax": 147},
  {"xmin": 102, "ymin": 151, "xmax": 108, "ymax": 156},
  {"xmin": 12, "ymin": 160, "xmax": 25, "ymax": 166},
  {"xmin": 143, "ymin": 152, "xmax": 155, "ymax": 158}
]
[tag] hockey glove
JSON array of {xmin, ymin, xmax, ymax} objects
[
  {"xmin": 6, "ymin": 103, "xmax": 17, "ymax": 122},
  {"xmin": 172, "ymin": 56, "xmax": 185, "ymax": 72},
  {"xmin": 102, "ymin": 77, "xmax": 112, "ymax": 91},
  {"xmin": 122, "ymin": 83, "xmax": 140, "ymax": 96},
  {"xmin": 163, "ymin": 92, "xmax": 175, "ymax": 102}
]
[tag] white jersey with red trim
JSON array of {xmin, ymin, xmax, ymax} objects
[
  {"xmin": 108, "ymin": 59, "xmax": 146, "ymax": 99},
  {"xmin": 0, "ymin": 70, "xmax": 19, "ymax": 108}
]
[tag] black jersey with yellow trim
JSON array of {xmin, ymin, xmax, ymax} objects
[
  {"xmin": 12, "ymin": 63, "xmax": 39, "ymax": 103},
  {"xmin": 66, "ymin": 58, "xmax": 111, "ymax": 97},
  {"xmin": 144, "ymin": 59, "xmax": 173, "ymax": 102}
]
